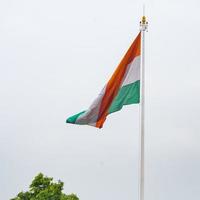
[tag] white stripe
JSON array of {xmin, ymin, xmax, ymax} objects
[
  {"xmin": 121, "ymin": 56, "xmax": 140, "ymax": 87},
  {"xmin": 75, "ymin": 86, "xmax": 106, "ymax": 126}
]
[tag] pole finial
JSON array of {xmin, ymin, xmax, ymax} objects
[
  {"xmin": 142, "ymin": 16, "xmax": 146, "ymax": 24},
  {"xmin": 140, "ymin": 5, "xmax": 148, "ymax": 32}
]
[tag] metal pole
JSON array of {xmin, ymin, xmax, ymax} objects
[{"xmin": 139, "ymin": 15, "xmax": 148, "ymax": 200}]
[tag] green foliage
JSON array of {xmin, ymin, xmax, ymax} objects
[{"xmin": 11, "ymin": 173, "xmax": 79, "ymax": 200}]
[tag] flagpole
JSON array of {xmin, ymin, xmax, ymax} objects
[{"xmin": 139, "ymin": 12, "xmax": 148, "ymax": 200}]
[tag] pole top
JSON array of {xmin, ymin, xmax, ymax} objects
[
  {"xmin": 140, "ymin": 15, "xmax": 148, "ymax": 31},
  {"xmin": 140, "ymin": 4, "xmax": 148, "ymax": 31}
]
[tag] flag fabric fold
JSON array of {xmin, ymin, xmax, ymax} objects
[{"xmin": 66, "ymin": 32, "xmax": 141, "ymax": 128}]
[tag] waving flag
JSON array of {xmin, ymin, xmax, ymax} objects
[{"xmin": 66, "ymin": 32, "xmax": 141, "ymax": 128}]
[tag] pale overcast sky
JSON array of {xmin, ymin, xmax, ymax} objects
[{"xmin": 1, "ymin": 0, "xmax": 200, "ymax": 200}]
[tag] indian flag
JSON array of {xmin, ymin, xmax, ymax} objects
[{"xmin": 66, "ymin": 32, "xmax": 141, "ymax": 128}]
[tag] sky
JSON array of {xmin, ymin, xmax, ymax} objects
[{"xmin": 1, "ymin": 0, "xmax": 200, "ymax": 200}]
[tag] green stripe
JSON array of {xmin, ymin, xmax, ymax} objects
[
  {"xmin": 108, "ymin": 80, "xmax": 140, "ymax": 114},
  {"xmin": 66, "ymin": 111, "xmax": 86, "ymax": 124}
]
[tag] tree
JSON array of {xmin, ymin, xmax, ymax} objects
[{"xmin": 11, "ymin": 173, "xmax": 79, "ymax": 200}]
